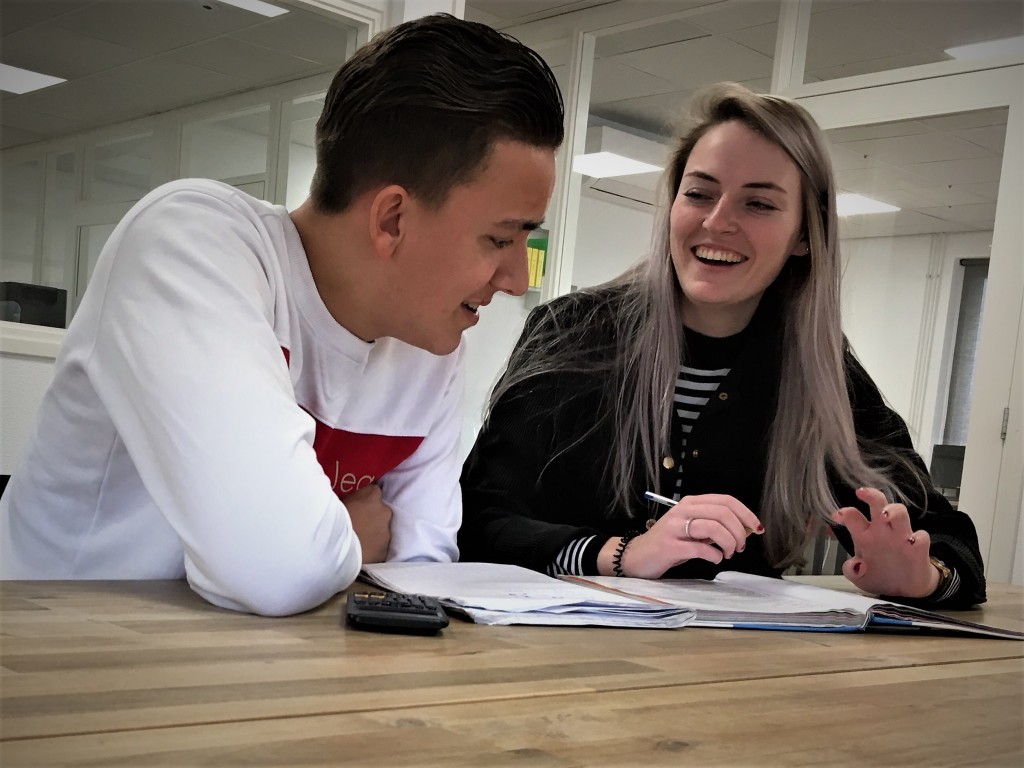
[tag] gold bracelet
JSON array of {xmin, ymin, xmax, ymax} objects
[{"xmin": 929, "ymin": 556, "xmax": 952, "ymax": 597}]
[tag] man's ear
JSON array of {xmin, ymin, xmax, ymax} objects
[{"xmin": 368, "ymin": 185, "xmax": 409, "ymax": 260}]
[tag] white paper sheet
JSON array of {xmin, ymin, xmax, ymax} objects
[{"xmin": 360, "ymin": 562, "xmax": 693, "ymax": 628}]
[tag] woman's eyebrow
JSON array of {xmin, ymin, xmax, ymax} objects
[
  {"xmin": 744, "ymin": 181, "xmax": 788, "ymax": 193},
  {"xmin": 684, "ymin": 170, "xmax": 788, "ymax": 194}
]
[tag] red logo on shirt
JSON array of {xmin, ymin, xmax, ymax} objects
[
  {"xmin": 282, "ymin": 347, "xmax": 424, "ymax": 498},
  {"xmin": 312, "ymin": 422, "xmax": 422, "ymax": 498}
]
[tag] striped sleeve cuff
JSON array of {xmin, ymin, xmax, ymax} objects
[
  {"xmin": 546, "ymin": 535, "xmax": 606, "ymax": 577},
  {"xmin": 929, "ymin": 566, "xmax": 961, "ymax": 604}
]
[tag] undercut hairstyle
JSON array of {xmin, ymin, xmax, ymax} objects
[{"xmin": 310, "ymin": 13, "xmax": 564, "ymax": 213}]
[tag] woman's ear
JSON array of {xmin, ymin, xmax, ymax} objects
[{"xmin": 792, "ymin": 240, "xmax": 810, "ymax": 257}]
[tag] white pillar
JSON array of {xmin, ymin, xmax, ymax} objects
[
  {"xmin": 770, "ymin": 0, "xmax": 811, "ymax": 94},
  {"xmin": 542, "ymin": 31, "xmax": 595, "ymax": 303}
]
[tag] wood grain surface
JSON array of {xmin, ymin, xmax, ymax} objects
[{"xmin": 2, "ymin": 578, "xmax": 1022, "ymax": 767}]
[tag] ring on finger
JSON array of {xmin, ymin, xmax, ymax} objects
[{"xmin": 685, "ymin": 518, "xmax": 693, "ymax": 539}]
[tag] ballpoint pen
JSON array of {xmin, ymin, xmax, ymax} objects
[{"xmin": 644, "ymin": 491, "xmax": 756, "ymax": 535}]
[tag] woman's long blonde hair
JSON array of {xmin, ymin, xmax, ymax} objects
[{"xmin": 490, "ymin": 83, "xmax": 911, "ymax": 566}]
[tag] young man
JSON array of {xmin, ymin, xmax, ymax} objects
[{"xmin": 0, "ymin": 15, "xmax": 563, "ymax": 616}]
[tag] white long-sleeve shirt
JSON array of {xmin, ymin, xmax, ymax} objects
[{"xmin": 1, "ymin": 180, "xmax": 464, "ymax": 616}]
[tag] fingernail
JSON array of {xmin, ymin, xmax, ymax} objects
[{"xmin": 756, "ymin": 524, "xmax": 764, "ymax": 533}]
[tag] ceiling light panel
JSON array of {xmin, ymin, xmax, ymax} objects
[
  {"xmin": 0, "ymin": 63, "xmax": 66, "ymax": 94},
  {"xmin": 945, "ymin": 35, "xmax": 1024, "ymax": 61},
  {"xmin": 573, "ymin": 152, "xmax": 662, "ymax": 178},
  {"xmin": 215, "ymin": 0, "xmax": 289, "ymax": 18},
  {"xmin": 837, "ymin": 193, "xmax": 900, "ymax": 216}
]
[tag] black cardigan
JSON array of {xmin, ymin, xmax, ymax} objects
[{"xmin": 459, "ymin": 285, "xmax": 986, "ymax": 609}]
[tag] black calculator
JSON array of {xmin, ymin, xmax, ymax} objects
[{"xmin": 345, "ymin": 591, "xmax": 449, "ymax": 635}]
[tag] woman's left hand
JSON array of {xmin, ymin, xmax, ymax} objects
[{"xmin": 832, "ymin": 487, "xmax": 940, "ymax": 599}]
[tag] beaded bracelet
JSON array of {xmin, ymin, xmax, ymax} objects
[{"xmin": 613, "ymin": 531, "xmax": 640, "ymax": 577}]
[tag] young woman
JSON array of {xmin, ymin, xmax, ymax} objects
[{"xmin": 459, "ymin": 83, "xmax": 985, "ymax": 608}]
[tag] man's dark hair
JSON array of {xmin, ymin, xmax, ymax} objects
[{"xmin": 310, "ymin": 13, "xmax": 564, "ymax": 213}]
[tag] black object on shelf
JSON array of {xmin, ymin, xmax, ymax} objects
[
  {"xmin": 0, "ymin": 282, "xmax": 67, "ymax": 329},
  {"xmin": 930, "ymin": 444, "xmax": 966, "ymax": 493}
]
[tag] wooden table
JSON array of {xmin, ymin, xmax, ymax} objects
[{"xmin": 2, "ymin": 577, "xmax": 1022, "ymax": 767}]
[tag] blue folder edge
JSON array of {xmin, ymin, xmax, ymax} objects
[{"xmin": 730, "ymin": 623, "xmax": 863, "ymax": 632}]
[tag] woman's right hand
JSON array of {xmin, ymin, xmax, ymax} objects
[{"xmin": 597, "ymin": 494, "xmax": 764, "ymax": 579}]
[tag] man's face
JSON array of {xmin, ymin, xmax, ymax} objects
[{"xmin": 387, "ymin": 140, "xmax": 556, "ymax": 355}]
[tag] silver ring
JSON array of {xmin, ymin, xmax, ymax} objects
[{"xmin": 685, "ymin": 518, "xmax": 693, "ymax": 539}]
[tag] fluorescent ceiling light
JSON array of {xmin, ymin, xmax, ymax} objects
[
  {"xmin": 215, "ymin": 0, "xmax": 289, "ymax": 17},
  {"xmin": 573, "ymin": 152, "xmax": 662, "ymax": 178},
  {"xmin": 837, "ymin": 194, "xmax": 900, "ymax": 216},
  {"xmin": 0, "ymin": 63, "xmax": 65, "ymax": 94},
  {"xmin": 945, "ymin": 35, "xmax": 1024, "ymax": 61}
]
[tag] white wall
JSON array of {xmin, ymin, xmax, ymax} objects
[
  {"xmin": 840, "ymin": 230, "xmax": 993, "ymax": 461},
  {"xmin": 460, "ymin": 292, "xmax": 532, "ymax": 458},
  {"xmin": 180, "ymin": 120, "xmax": 267, "ymax": 182},
  {"xmin": 571, "ymin": 193, "xmax": 655, "ymax": 288},
  {"xmin": 286, "ymin": 142, "xmax": 317, "ymax": 210},
  {"xmin": 1012, "ymin": 484, "xmax": 1024, "ymax": 587},
  {"xmin": 0, "ymin": 353, "xmax": 55, "ymax": 476},
  {"xmin": 841, "ymin": 234, "xmax": 935, "ymax": 423}
]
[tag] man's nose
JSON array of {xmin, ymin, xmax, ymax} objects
[{"xmin": 494, "ymin": 244, "xmax": 530, "ymax": 297}]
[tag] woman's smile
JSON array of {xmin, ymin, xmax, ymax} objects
[{"xmin": 692, "ymin": 244, "xmax": 749, "ymax": 266}]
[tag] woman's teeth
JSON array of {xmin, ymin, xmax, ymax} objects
[
  {"xmin": 694, "ymin": 246, "xmax": 745, "ymax": 264},
  {"xmin": 462, "ymin": 303, "xmax": 480, "ymax": 314}
]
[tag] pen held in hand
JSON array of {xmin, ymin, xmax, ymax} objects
[{"xmin": 644, "ymin": 491, "xmax": 757, "ymax": 536}]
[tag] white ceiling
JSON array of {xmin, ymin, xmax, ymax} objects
[
  {"xmin": 468, "ymin": 0, "xmax": 1021, "ymax": 136},
  {"xmin": 468, "ymin": 0, "xmax": 1014, "ymax": 238},
  {"xmin": 831, "ymin": 107, "xmax": 1007, "ymax": 238},
  {"xmin": 0, "ymin": 0, "xmax": 357, "ymax": 150}
]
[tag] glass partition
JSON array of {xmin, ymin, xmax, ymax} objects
[
  {"xmin": 74, "ymin": 222, "xmax": 119, "ymax": 301},
  {"xmin": 285, "ymin": 94, "xmax": 324, "ymax": 210},
  {"xmin": 0, "ymin": 158, "xmax": 42, "ymax": 284},
  {"xmin": 41, "ymin": 151, "xmax": 78, "ymax": 291},
  {"xmin": 84, "ymin": 133, "xmax": 154, "ymax": 204},
  {"xmin": 180, "ymin": 106, "xmax": 271, "ymax": 196}
]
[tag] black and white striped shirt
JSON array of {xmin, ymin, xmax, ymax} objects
[
  {"xmin": 547, "ymin": 327, "xmax": 739, "ymax": 578},
  {"xmin": 547, "ymin": 534, "xmax": 599, "ymax": 577},
  {"xmin": 668, "ymin": 362, "xmax": 729, "ymax": 502}
]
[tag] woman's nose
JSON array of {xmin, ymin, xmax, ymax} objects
[{"xmin": 703, "ymin": 198, "xmax": 738, "ymax": 234}]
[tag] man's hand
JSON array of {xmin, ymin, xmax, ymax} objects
[
  {"xmin": 833, "ymin": 487, "xmax": 940, "ymax": 599},
  {"xmin": 344, "ymin": 483, "xmax": 392, "ymax": 564}
]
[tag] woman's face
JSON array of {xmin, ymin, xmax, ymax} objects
[{"xmin": 669, "ymin": 120, "xmax": 807, "ymax": 326}]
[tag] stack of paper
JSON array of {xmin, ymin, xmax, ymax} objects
[
  {"xmin": 565, "ymin": 572, "xmax": 1024, "ymax": 638},
  {"xmin": 360, "ymin": 562, "xmax": 693, "ymax": 629}
]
